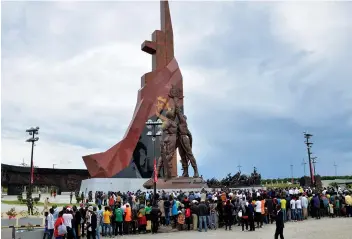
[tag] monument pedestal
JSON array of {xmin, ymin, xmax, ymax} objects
[
  {"xmin": 143, "ymin": 177, "xmax": 208, "ymax": 190},
  {"xmin": 80, "ymin": 178, "xmax": 147, "ymax": 193}
]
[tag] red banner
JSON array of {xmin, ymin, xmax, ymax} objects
[{"xmin": 153, "ymin": 158, "xmax": 158, "ymax": 183}]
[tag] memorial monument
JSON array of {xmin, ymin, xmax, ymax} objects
[
  {"xmin": 143, "ymin": 86, "xmax": 207, "ymax": 189},
  {"xmin": 82, "ymin": 0, "xmax": 207, "ymax": 191},
  {"xmin": 206, "ymin": 167, "xmax": 262, "ymax": 188}
]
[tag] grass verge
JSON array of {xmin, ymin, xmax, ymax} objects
[{"xmin": 1, "ymin": 200, "xmax": 80, "ymax": 207}]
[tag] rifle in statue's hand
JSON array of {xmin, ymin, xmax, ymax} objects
[{"xmin": 188, "ymin": 131, "xmax": 193, "ymax": 148}]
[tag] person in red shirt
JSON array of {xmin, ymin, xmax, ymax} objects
[
  {"xmin": 54, "ymin": 211, "xmax": 66, "ymax": 239},
  {"xmin": 109, "ymin": 195, "xmax": 115, "ymax": 207}
]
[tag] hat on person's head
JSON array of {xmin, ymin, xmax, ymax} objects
[{"xmin": 88, "ymin": 206, "xmax": 93, "ymax": 211}]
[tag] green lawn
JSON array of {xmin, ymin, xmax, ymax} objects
[{"xmin": 1, "ymin": 200, "xmax": 80, "ymax": 207}]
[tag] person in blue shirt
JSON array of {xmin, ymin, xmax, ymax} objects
[
  {"xmin": 247, "ymin": 200, "xmax": 255, "ymax": 231},
  {"xmin": 171, "ymin": 198, "xmax": 178, "ymax": 228},
  {"xmin": 52, "ymin": 205, "xmax": 59, "ymax": 221}
]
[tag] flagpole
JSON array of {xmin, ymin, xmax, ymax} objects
[
  {"xmin": 146, "ymin": 119, "xmax": 162, "ymax": 206},
  {"xmin": 153, "ymin": 136, "xmax": 157, "ymax": 204}
]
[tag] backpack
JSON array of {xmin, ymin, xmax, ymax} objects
[
  {"xmin": 185, "ymin": 208, "xmax": 191, "ymax": 218},
  {"xmin": 57, "ymin": 218, "xmax": 67, "ymax": 235}
]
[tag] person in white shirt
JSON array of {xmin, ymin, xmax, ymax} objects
[
  {"xmin": 62, "ymin": 207, "xmax": 74, "ymax": 237},
  {"xmin": 295, "ymin": 198, "xmax": 302, "ymax": 221},
  {"xmin": 290, "ymin": 198, "xmax": 296, "ymax": 221},
  {"xmin": 47, "ymin": 208, "xmax": 55, "ymax": 238},
  {"xmin": 255, "ymin": 198, "xmax": 263, "ymax": 228}
]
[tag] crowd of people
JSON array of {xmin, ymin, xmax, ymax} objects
[{"xmin": 43, "ymin": 186, "xmax": 352, "ymax": 239}]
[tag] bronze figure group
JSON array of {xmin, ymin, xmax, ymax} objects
[{"xmin": 156, "ymin": 87, "xmax": 199, "ymax": 179}]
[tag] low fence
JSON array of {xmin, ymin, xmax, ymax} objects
[
  {"xmin": 1, "ymin": 227, "xmax": 45, "ymax": 239},
  {"xmin": 1, "ymin": 217, "xmax": 44, "ymax": 228}
]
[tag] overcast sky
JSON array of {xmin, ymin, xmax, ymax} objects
[{"xmin": 2, "ymin": 1, "xmax": 352, "ymax": 179}]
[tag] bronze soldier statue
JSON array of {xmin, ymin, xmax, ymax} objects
[
  {"xmin": 157, "ymin": 107, "xmax": 178, "ymax": 179},
  {"xmin": 173, "ymin": 96, "xmax": 199, "ymax": 178},
  {"xmin": 155, "ymin": 138, "xmax": 166, "ymax": 177},
  {"xmin": 155, "ymin": 86, "xmax": 199, "ymax": 179}
]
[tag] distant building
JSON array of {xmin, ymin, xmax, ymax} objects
[
  {"xmin": 321, "ymin": 179, "xmax": 352, "ymax": 189},
  {"xmin": 1, "ymin": 164, "xmax": 89, "ymax": 195}
]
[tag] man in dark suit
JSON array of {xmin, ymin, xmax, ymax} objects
[{"xmin": 275, "ymin": 204, "xmax": 284, "ymax": 239}]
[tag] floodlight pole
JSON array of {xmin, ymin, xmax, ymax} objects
[
  {"xmin": 146, "ymin": 119, "xmax": 162, "ymax": 205},
  {"xmin": 29, "ymin": 135, "xmax": 34, "ymax": 196},
  {"xmin": 304, "ymin": 132, "xmax": 315, "ymax": 186},
  {"xmin": 25, "ymin": 127, "xmax": 39, "ymax": 199},
  {"xmin": 333, "ymin": 162, "xmax": 337, "ymax": 177},
  {"xmin": 302, "ymin": 158, "xmax": 307, "ymax": 176}
]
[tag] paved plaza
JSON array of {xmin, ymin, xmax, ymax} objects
[
  {"xmin": 2, "ymin": 195, "xmax": 351, "ymax": 239},
  {"xmin": 98, "ymin": 218, "xmax": 351, "ymax": 239}
]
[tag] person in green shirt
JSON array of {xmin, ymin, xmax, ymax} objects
[
  {"xmin": 138, "ymin": 206, "xmax": 147, "ymax": 233},
  {"xmin": 335, "ymin": 197, "xmax": 340, "ymax": 217},
  {"xmin": 145, "ymin": 202, "xmax": 152, "ymax": 218},
  {"xmin": 145, "ymin": 201, "xmax": 152, "ymax": 232},
  {"xmin": 113, "ymin": 204, "xmax": 123, "ymax": 236}
]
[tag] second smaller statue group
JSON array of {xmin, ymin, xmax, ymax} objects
[{"xmin": 156, "ymin": 86, "xmax": 199, "ymax": 180}]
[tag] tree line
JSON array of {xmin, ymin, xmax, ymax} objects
[{"xmin": 261, "ymin": 175, "xmax": 352, "ymax": 184}]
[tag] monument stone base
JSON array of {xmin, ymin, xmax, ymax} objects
[
  {"xmin": 80, "ymin": 178, "xmax": 147, "ymax": 193},
  {"xmin": 143, "ymin": 177, "xmax": 208, "ymax": 190}
]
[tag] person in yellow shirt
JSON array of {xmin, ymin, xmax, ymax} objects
[
  {"xmin": 102, "ymin": 206, "xmax": 112, "ymax": 237},
  {"xmin": 280, "ymin": 197, "xmax": 287, "ymax": 221},
  {"xmin": 345, "ymin": 193, "xmax": 352, "ymax": 217}
]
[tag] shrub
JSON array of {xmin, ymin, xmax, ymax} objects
[
  {"xmin": 6, "ymin": 208, "xmax": 17, "ymax": 218},
  {"xmin": 76, "ymin": 196, "xmax": 82, "ymax": 204},
  {"xmin": 33, "ymin": 207, "xmax": 40, "ymax": 216},
  {"xmin": 17, "ymin": 194, "xmax": 23, "ymax": 202},
  {"xmin": 33, "ymin": 197, "xmax": 40, "ymax": 204}
]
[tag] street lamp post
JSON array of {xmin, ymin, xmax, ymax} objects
[
  {"xmin": 303, "ymin": 132, "xmax": 314, "ymax": 186},
  {"xmin": 146, "ymin": 119, "xmax": 162, "ymax": 205},
  {"xmin": 333, "ymin": 162, "xmax": 337, "ymax": 176},
  {"xmin": 301, "ymin": 158, "xmax": 307, "ymax": 176},
  {"xmin": 25, "ymin": 126, "xmax": 40, "ymax": 199},
  {"xmin": 311, "ymin": 156, "xmax": 318, "ymax": 177}
]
